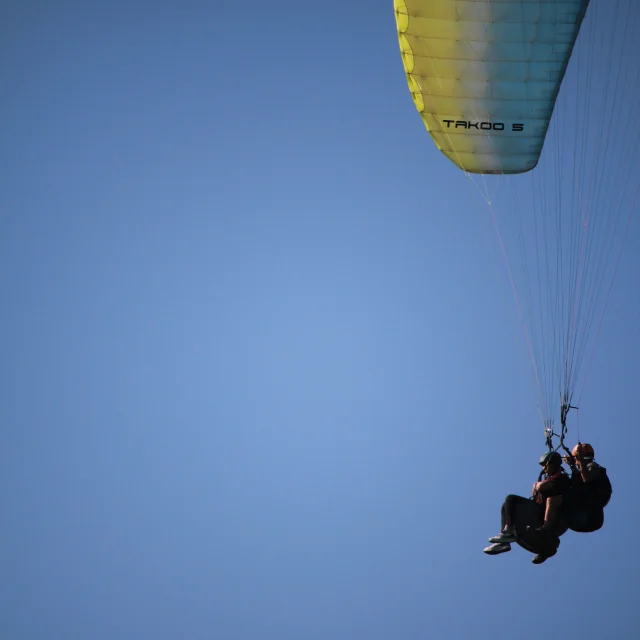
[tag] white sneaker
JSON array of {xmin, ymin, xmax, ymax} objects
[
  {"xmin": 483, "ymin": 542, "xmax": 511, "ymax": 555},
  {"xmin": 488, "ymin": 529, "xmax": 517, "ymax": 544}
]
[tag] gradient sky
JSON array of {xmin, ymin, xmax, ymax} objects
[{"xmin": 2, "ymin": 2, "xmax": 639, "ymax": 639}]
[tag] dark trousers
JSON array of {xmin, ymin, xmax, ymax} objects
[{"xmin": 502, "ymin": 494, "xmax": 543, "ymax": 529}]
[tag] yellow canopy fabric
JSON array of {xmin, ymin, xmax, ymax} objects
[{"xmin": 394, "ymin": 0, "xmax": 591, "ymax": 174}]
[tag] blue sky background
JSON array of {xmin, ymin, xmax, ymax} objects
[{"xmin": 2, "ymin": 2, "xmax": 639, "ymax": 639}]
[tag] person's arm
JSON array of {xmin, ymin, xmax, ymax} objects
[
  {"xmin": 563, "ymin": 453, "xmax": 578, "ymax": 473},
  {"xmin": 578, "ymin": 461, "xmax": 599, "ymax": 484},
  {"xmin": 537, "ymin": 473, "xmax": 569, "ymax": 497}
]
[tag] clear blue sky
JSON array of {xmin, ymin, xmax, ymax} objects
[{"xmin": 2, "ymin": 2, "xmax": 639, "ymax": 639}]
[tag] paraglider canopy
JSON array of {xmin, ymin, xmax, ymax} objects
[{"xmin": 393, "ymin": 0, "xmax": 591, "ymax": 174}]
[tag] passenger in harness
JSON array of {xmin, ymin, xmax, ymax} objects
[{"xmin": 484, "ymin": 451, "xmax": 571, "ymax": 564}]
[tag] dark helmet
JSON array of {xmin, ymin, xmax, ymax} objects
[{"xmin": 539, "ymin": 451, "xmax": 562, "ymax": 467}]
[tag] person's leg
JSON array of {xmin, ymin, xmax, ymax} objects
[
  {"xmin": 489, "ymin": 495, "xmax": 526, "ymax": 543},
  {"xmin": 529, "ymin": 497, "xmax": 563, "ymax": 564}
]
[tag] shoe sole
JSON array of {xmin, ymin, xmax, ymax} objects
[
  {"xmin": 488, "ymin": 536, "xmax": 517, "ymax": 544},
  {"xmin": 484, "ymin": 546, "xmax": 511, "ymax": 555}
]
